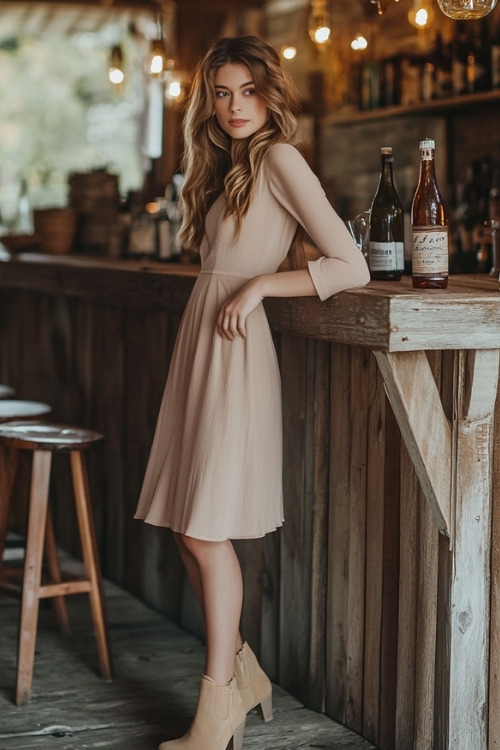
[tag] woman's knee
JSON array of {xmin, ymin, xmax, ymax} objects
[{"xmin": 176, "ymin": 533, "xmax": 224, "ymax": 561}]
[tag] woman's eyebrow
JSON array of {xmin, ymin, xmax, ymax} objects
[{"xmin": 214, "ymin": 80, "xmax": 255, "ymax": 90}]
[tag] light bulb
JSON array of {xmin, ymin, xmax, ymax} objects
[
  {"xmin": 408, "ymin": 0, "xmax": 435, "ymax": 27},
  {"xmin": 109, "ymin": 67, "xmax": 125, "ymax": 85},
  {"xmin": 436, "ymin": 0, "xmax": 497, "ymax": 18},
  {"xmin": 281, "ymin": 45, "xmax": 297, "ymax": 60},
  {"xmin": 167, "ymin": 80, "xmax": 181, "ymax": 99},
  {"xmin": 351, "ymin": 33, "xmax": 368, "ymax": 51}
]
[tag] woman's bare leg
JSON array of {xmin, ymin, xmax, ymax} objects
[{"xmin": 177, "ymin": 534, "xmax": 243, "ymax": 684}]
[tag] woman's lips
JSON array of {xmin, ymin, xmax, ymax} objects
[{"xmin": 228, "ymin": 119, "xmax": 249, "ymax": 127}]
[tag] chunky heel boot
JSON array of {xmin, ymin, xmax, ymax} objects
[
  {"xmin": 235, "ymin": 642, "xmax": 273, "ymax": 722},
  {"xmin": 158, "ymin": 675, "xmax": 246, "ymax": 750}
]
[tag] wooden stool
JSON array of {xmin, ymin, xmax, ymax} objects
[
  {"xmin": 0, "ymin": 400, "xmax": 53, "ymax": 570},
  {"xmin": 0, "ymin": 421, "xmax": 112, "ymax": 705},
  {"xmin": 0, "ymin": 399, "xmax": 51, "ymax": 423},
  {"xmin": 0, "ymin": 385, "xmax": 15, "ymax": 399}
]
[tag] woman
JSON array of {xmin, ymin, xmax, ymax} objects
[{"xmin": 135, "ymin": 35, "xmax": 370, "ymax": 750}]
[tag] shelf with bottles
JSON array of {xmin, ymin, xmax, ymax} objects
[{"xmin": 324, "ymin": 15, "xmax": 500, "ymax": 127}]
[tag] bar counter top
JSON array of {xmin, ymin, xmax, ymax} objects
[{"xmin": 1, "ymin": 251, "xmax": 500, "ymax": 352}]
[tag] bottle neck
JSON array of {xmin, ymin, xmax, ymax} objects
[
  {"xmin": 381, "ymin": 155, "xmax": 394, "ymax": 184},
  {"xmin": 419, "ymin": 151, "xmax": 436, "ymax": 182}
]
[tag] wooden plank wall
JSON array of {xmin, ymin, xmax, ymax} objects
[{"xmin": 1, "ymin": 286, "xmax": 499, "ymax": 749}]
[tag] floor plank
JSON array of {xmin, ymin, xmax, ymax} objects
[{"xmin": 0, "ymin": 558, "xmax": 376, "ymax": 750}]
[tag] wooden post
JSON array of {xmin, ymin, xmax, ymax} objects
[
  {"xmin": 374, "ymin": 347, "xmax": 499, "ymax": 750},
  {"xmin": 447, "ymin": 349, "xmax": 499, "ymax": 749}
]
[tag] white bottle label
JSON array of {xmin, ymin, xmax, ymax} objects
[
  {"xmin": 412, "ymin": 226, "xmax": 448, "ymax": 275},
  {"xmin": 369, "ymin": 241, "xmax": 404, "ymax": 272}
]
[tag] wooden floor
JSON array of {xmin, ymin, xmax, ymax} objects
[{"xmin": 0, "ymin": 556, "xmax": 376, "ymax": 750}]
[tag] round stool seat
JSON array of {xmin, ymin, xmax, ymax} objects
[
  {"xmin": 0, "ymin": 421, "xmax": 104, "ymax": 451},
  {"xmin": 0, "ymin": 385, "xmax": 15, "ymax": 399},
  {"xmin": 0, "ymin": 400, "xmax": 51, "ymax": 424}
]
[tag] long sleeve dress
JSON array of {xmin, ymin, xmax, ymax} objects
[{"xmin": 134, "ymin": 143, "xmax": 370, "ymax": 541}]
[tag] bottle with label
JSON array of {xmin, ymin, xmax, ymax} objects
[
  {"xmin": 368, "ymin": 146, "xmax": 405, "ymax": 280},
  {"xmin": 411, "ymin": 139, "xmax": 449, "ymax": 289}
]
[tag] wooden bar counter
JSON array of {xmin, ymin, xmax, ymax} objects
[{"xmin": 1, "ymin": 253, "xmax": 499, "ymax": 750}]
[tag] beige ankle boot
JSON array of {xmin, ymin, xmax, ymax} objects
[
  {"xmin": 158, "ymin": 675, "xmax": 246, "ymax": 750},
  {"xmin": 234, "ymin": 642, "xmax": 273, "ymax": 722}
]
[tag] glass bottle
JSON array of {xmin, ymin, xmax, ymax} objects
[
  {"xmin": 368, "ymin": 146, "xmax": 404, "ymax": 280},
  {"xmin": 411, "ymin": 139, "xmax": 449, "ymax": 289}
]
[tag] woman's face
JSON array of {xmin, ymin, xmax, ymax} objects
[{"xmin": 213, "ymin": 63, "xmax": 268, "ymax": 140}]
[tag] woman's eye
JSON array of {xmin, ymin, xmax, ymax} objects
[
  {"xmin": 244, "ymin": 88, "xmax": 256, "ymax": 96},
  {"xmin": 215, "ymin": 90, "xmax": 228, "ymax": 98}
]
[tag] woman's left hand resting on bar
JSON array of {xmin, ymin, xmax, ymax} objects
[{"xmin": 217, "ymin": 269, "xmax": 316, "ymax": 341}]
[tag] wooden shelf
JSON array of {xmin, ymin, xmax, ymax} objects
[{"xmin": 322, "ymin": 88, "xmax": 500, "ymax": 127}]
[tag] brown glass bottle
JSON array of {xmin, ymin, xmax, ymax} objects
[{"xmin": 411, "ymin": 139, "xmax": 449, "ymax": 289}]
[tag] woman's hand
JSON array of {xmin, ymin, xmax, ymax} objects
[{"xmin": 217, "ymin": 278, "xmax": 263, "ymax": 341}]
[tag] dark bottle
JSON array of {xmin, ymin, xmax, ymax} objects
[
  {"xmin": 451, "ymin": 21, "xmax": 468, "ymax": 96},
  {"xmin": 434, "ymin": 32, "xmax": 453, "ymax": 99},
  {"xmin": 466, "ymin": 20, "xmax": 491, "ymax": 94},
  {"xmin": 368, "ymin": 146, "xmax": 405, "ymax": 281},
  {"xmin": 491, "ymin": 20, "xmax": 500, "ymax": 89},
  {"xmin": 411, "ymin": 139, "xmax": 449, "ymax": 289}
]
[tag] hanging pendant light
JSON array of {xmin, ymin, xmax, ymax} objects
[
  {"xmin": 369, "ymin": 0, "xmax": 400, "ymax": 14},
  {"xmin": 109, "ymin": 45, "xmax": 125, "ymax": 86},
  {"xmin": 436, "ymin": 0, "xmax": 497, "ymax": 18},
  {"xmin": 308, "ymin": 0, "xmax": 332, "ymax": 50}
]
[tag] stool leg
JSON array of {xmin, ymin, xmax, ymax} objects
[
  {"xmin": 44, "ymin": 508, "xmax": 71, "ymax": 635},
  {"xmin": 0, "ymin": 446, "xmax": 19, "ymax": 568},
  {"xmin": 16, "ymin": 450, "xmax": 52, "ymax": 706},
  {"xmin": 70, "ymin": 451, "xmax": 112, "ymax": 682}
]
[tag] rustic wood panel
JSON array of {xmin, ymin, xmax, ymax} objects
[
  {"xmin": 278, "ymin": 334, "xmax": 311, "ymax": 703},
  {"xmin": 345, "ymin": 346, "xmax": 370, "ymax": 735},
  {"xmin": 326, "ymin": 342, "xmax": 352, "ymax": 723},
  {"xmin": 395, "ymin": 443, "xmax": 419, "ymax": 748},
  {"xmin": 377, "ymin": 401, "xmax": 401, "ymax": 750},
  {"xmin": 361, "ymin": 352, "xmax": 385, "ymax": 745}
]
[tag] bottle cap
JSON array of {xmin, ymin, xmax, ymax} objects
[
  {"xmin": 420, "ymin": 138, "xmax": 435, "ymax": 149},
  {"xmin": 381, "ymin": 146, "xmax": 393, "ymax": 154}
]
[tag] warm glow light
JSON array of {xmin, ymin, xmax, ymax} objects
[
  {"xmin": 109, "ymin": 67, "xmax": 125, "ymax": 85},
  {"xmin": 408, "ymin": 0, "xmax": 434, "ymax": 27},
  {"xmin": 281, "ymin": 45, "xmax": 297, "ymax": 60},
  {"xmin": 167, "ymin": 80, "xmax": 181, "ymax": 99},
  {"xmin": 415, "ymin": 7, "xmax": 429, "ymax": 24},
  {"xmin": 150, "ymin": 53, "xmax": 164, "ymax": 75},
  {"xmin": 314, "ymin": 25, "xmax": 331, "ymax": 44},
  {"xmin": 351, "ymin": 33, "xmax": 368, "ymax": 51}
]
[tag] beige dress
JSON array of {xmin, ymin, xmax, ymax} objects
[{"xmin": 134, "ymin": 143, "xmax": 369, "ymax": 540}]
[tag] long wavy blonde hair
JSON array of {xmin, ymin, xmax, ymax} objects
[{"xmin": 178, "ymin": 36, "xmax": 305, "ymax": 268}]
